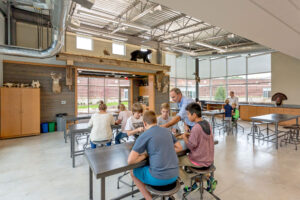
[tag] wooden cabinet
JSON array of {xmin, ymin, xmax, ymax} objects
[
  {"xmin": 139, "ymin": 86, "xmax": 149, "ymax": 96},
  {"xmin": 1, "ymin": 88, "xmax": 40, "ymax": 138}
]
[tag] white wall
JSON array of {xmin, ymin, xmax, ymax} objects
[{"xmin": 272, "ymin": 52, "xmax": 300, "ymax": 105}]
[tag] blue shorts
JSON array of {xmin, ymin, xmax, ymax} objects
[{"xmin": 133, "ymin": 166, "xmax": 178, "ymax": 186}]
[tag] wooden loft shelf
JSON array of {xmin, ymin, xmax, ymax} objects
[{"xmin": 57, "ymin": 53, "xmax": 170, "ymax": 73}]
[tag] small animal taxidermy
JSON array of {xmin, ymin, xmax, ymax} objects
[
  {"xmin": 50, "ymin": 72, "xmax": 62, "ymax": 93},
  {"xmin": 31, "ymin": 80, "xmax": 40, "ymax": 88},
  {"xmin": 103, "ymin": 49, "xmax": 110, "ymax": 56},
  {"xmin": 3, "ymin": 83, "xmax": 14, "ymax": 88},
  {"xmin": 130, "ymin": 49, "xmax": 152, "ymax": 63}
]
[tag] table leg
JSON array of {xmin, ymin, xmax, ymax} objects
[
  {"xmin": 72, "ymin": 132, "xmax": 75, "ymax": 168},
  {"xmin": 296, "ymin": 118, "xmax": 299, "ymax": 139},
  {"xmin": 252, "ymin": 121, "xmax": 255, "ymax": 145},
  {"xmin": 275, "ymin": 122, "xmax": 279, "ymax": 149},
  {"xmin": 89, "ymin": 167, "xmax": 93, "ymax": 200},
  {"xmin": 70, "ymin": 131, "xmax": 73, "ymax": 158},
  {"xmin": 64, "ymin": 119, "xmax": 67, "ymax": 143},
  {"xmin": 101, "ymin": 177, "xmax": 105, "ymax": 200}
]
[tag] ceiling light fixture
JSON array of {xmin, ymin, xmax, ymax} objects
[{"xmin": 195, "ymin": 41, "xmax": 227, "ymax": 53}]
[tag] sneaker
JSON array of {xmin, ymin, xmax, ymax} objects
[{"xmin": 207, "ymin": 177, "xmax": 217, "ymax": 192}]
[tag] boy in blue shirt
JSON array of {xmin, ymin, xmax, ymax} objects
[
  {"xmin": 224, "ymin": 99, "xmax": 233, "ymax": 132},
  {"xmin": 128, "ymin": 111, "xmax": 182, "ymax": 199}
]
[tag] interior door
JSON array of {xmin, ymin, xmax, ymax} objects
[
  {"xmin": 119, "ymin": 87, "xmax": 130, "ymax": 110},
  {"xmin": 21, "ymin": 88, "xmax": 40, "ymax": 135},
  {"xmin": 1, "ymin": 88, "xmax": 22, "ymax": 137}
]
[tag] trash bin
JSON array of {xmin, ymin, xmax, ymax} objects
[
  {"xmin": 56, "ymin": 113, "xmax": 68, "ymax": 132},
  {"xmin": 48, "ymin": 122, "xmax": 56, "ymax": 132},
  {"xmin": 41, "ymin": 123, "xmax": 48, "ymax": 133}
]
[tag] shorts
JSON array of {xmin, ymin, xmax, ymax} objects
[{"xmin": 133, "ymin": 166, "xmax": 178, "ymax": 186}]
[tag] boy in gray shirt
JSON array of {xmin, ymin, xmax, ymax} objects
[
  {"xmin": 128, "ymin": 111, "xmax": 182, "ymax": 199},
  {"xmin": 157, "ymin": 103, "xmax": 180, "ymax": 134}
]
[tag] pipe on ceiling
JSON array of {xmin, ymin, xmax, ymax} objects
[{"xmin": 0, "ymin": 0, "xmax": 71, "ymax": 58}]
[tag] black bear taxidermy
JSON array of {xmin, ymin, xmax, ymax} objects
[{"xmin": 130, "ymin": 49, "xmax": 152, "ymax": 63}]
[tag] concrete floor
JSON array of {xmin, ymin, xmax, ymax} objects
[{"xmin": 1, "ymin": 122, "xmax": 300, "ymax": 200}]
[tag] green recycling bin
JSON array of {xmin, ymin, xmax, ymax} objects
[{"xmin": 48, "ymin": 122, "xmax": 56, "ymax": 132}]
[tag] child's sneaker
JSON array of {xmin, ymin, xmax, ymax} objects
[
  {"xmin": 206, "ymin": 176, "xmax": 218, "ymax": 192},
  {"xmin": 183, "ymin": 182, "xmax": 198, "ymax": 193}
]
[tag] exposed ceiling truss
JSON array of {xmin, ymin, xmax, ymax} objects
[{"xmin": 2, "ymin": 0, "xmax": 269, "ymax": 56}]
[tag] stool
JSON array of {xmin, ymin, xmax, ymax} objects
[
  {"xmin": 247, "ymin": 122, "xmax": 263, "ymax": 140},
  {"xmin": 92, "ymin": 140, "xmax": 111, "ymax": 147},
  {"xmin": 146, "ymin": 180, "xmax": 181, "ymax": 200},
  {"xmin": 232, "ymin": 118, "xmax": 245, "ymax": 134},
  {"xmin": 281, "ymin": 125, "xmax": 300, "ymax": 150},
  {"xmin": 117, "ymin": 171, "xmax": 135, "ymax": 197},
  {"xmin": 183, "ymin": 165, "xmax": 220, "ymax": 200}
]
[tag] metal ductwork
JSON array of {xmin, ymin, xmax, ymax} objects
[{"xmin": 0, "ymin": 0, "xmax": 71, "ymax": 58}]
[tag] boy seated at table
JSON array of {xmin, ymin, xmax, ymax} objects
[
  {"xmin": 157, "ymin": 103, "xmax": 180, "ymax": 135},
  {"xmin": 88, "ymin": 103, "xmax": 115, "ymax": 148},
  {"xmin": 115, "ymin": 103, "xmax": 144, "ymax": 143},
  {"xmin": 128, "ymin": 110, "xmax": 183, "ymax": 199},
  {"xmin": 115, "ymin": 104, "xmax": 132, "ymax": 144},
  {"xmin": 179, "ymin": 103, "xmax": 214, "ymax": 187}
]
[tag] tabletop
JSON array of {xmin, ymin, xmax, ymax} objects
[
  {"xmin": 85, "ymin": 142, "xmax": 188, "ymax": 179},
  {"xmin": 250, "ymin": 113, "xmax": 299, "ymax": 123},
  {"xmin": 85, "ymin": 142, "xmax": 145, "ymax": 179},
  {"xmin": 202, "ymin": 110, "xmax": 225, "ymax": 116},
  {"xmin": 69, "ymin": 123, "xmax": 121, "ymax": 133}
]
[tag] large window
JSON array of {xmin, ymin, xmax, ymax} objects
[
  {"xmin": 112, "ymin": 43, "xmax": 125, "ymax": 56},
  {"xmin": 166, "ymin": 53, "xmax": 271, "ymax": 103},
  {"xmin": 198, "ymin": 53, "xmax": 271, "ymax": 102},
  {"xmin": 167, "ymin": 54, "xmax": 196, "ymax": 99},
  {"xmin": 77, "ymin": 76, "xmax": 130, "ymax": 114},
  {"xmin": 76, "ymin": 36, "xmax": 93, "ymax": 51}
]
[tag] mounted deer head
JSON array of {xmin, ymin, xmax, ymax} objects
[{"xmin": 50, "ymin": 72, "xmax": 62, "ymax": 93}]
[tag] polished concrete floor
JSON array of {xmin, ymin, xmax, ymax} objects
[{"xmin": 1, "ymin": 122, "xmax": 300, "ymax": 200}]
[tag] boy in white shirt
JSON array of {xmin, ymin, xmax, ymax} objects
[
  {"xmin": 115, "ymin": 103, "xmax": 144, "ymax": 143},
  {"xmin": 115, "ymin": 104, "xmax": 132, "ymax": 144},
  {"xmin": 88, "ymin": 103, "xmax": 115, "ymax": 148}
]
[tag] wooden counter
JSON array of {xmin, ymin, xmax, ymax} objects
[{"xmin": 240, "ymin": 105, "xmax": 300, "ymax": 126}]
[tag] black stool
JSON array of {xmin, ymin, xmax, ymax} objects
[
  {"xmin": 183, "ymin": 165, "xmax": 220, "ymax": 200},
  {"xmin": 146, "ymin": 180, "xmax": 181, "ymax": 200}
]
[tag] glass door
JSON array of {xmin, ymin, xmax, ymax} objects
[{"xmin": 120, "ymin": 87, "xmax": 130, "ymax": 109}]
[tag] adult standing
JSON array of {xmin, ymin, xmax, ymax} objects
[
  {"xmin": 228, "ymin": 91, "xmax": 239, "ymax": 108},
  {"xmin": 161, "ymin": 88, "xmax": 195, "ymax": 131}
]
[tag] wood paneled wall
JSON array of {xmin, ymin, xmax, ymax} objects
[{"xmin": 3, "ymin": 62, "xmax": 75, "ymax": 122}]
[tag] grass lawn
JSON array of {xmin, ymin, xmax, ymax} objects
[{"xmin": 78, "ymin": 101, "xmax": 128, "ymax": 109}]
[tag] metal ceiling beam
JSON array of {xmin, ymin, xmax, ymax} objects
[
  {"xmin": 115, "ymin": 0, "xmax": 140, "ymax": 20},
  {"xmin": 154, "ymin": 21, "xmax": 205, "ymax": 39},
  {"xmin": 134, "ymin": 13, "xmax": 185, "ymax": 37},
  {"xmin": 160, "ymin": 25, "xmax": 215, "ymax": 41}
]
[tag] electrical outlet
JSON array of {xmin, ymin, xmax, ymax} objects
[{"xmin": 61, "ymin": 100, "xmax": 66, "ymax": 105}]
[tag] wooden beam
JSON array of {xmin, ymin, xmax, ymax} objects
[
  {"xmin": 67, "ymin": 60, "xmax": 74, "ymax": 66},
  {"xmin": 57, "ymin": 53, "xmax": 170, "ymax": 73},
  {"xmin": 148, "ymin": 74, "xmax": 155, "ymax": 111}
]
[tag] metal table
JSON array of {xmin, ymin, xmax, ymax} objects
[
  {"xmin": 250, "ymin": 114, "xmax": 299, "ymax": 149},
  {"xmin": 85, "ymin": 142, "xmax": 188, "ymax": 200},
  {"xmin": 69, "ymin": 122, "xmax": 121, "ymax": 168},
  {"xmin": 202, "ymin": 110, "xmax": 225, "ymax": 133},
  {"xmin": 63, "ymin": 114, "xmax": 92, "ymax": 143}
]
